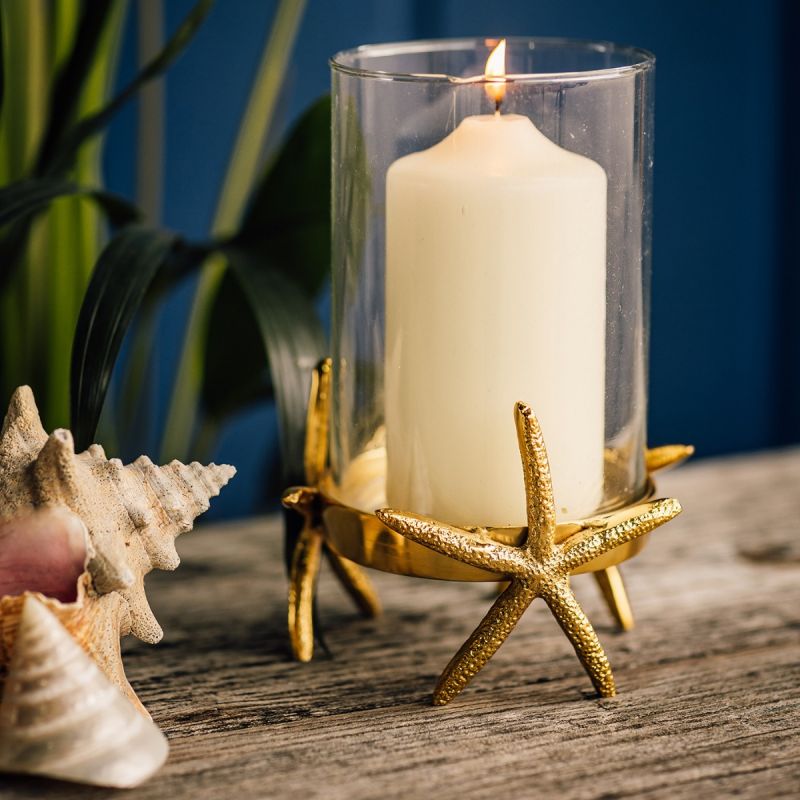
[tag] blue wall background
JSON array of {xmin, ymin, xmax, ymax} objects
[{"xmin": 104, "ymin": 0, "xmax": 799, "ymax": 517}]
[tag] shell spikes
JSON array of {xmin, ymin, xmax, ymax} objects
[
  {"xmin": 0, "ymin": 386, "xmax": 236, "ymax": 644},
  {"xmin": 0, "ymin": 597, "xmax": 168, "ymax": 787}
]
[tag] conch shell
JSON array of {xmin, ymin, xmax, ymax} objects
[
  {"xmin": 0, "ymin": 386, "xmax": 235, "ymax": 712},
  {"xmin": 0, "ymin": 596, "xmax": 168, "ymax": 787}
]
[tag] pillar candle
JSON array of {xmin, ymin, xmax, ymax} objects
[{"xmin": 385, "ymin": 111, "xmax": 607, "ymax": 526}]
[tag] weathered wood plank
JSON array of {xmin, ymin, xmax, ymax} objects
[{"xmin": 3, "ymin": 449, "xmax": 800, "ymax": 799}]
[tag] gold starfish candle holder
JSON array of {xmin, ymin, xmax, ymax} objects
[
  {"xmin": 292, "ymin": 38, "xmax": 687, "ymax": 705},
  {"xmin": 283, "ymin": 360, "xmax": 692, "ymax": 704}
]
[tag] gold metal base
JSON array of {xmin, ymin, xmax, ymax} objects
[
  {"xmin": 283, "ymin": 359, "xmax": 692, "ymax": 700},
  {"xmin": 282, "ymin": 362, "xmax": 380, "ymax": 662}
]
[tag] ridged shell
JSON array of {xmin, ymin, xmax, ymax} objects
[
  {"xmin": 0, "ymin": 386, "xmax": 236, "ymax": 643},
  {"xmin": 0, "ymin": 569, "xmax": 139, "ymax": 714},
  {"xmin": 0, "ymin": 596, "xmax": 168, "ymax": 787}
]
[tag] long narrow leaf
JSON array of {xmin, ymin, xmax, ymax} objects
[
  {"xmin": 224, "ymin": 246, "xmax": 325, "ymax": 482},
  {"xmin": 0, "ymin": 178, "xmax": 141, "ymax": 292},
  {"xmin": 44, "ymin": 0, "xmax": 213, "ymax": 177},
  {"xmin": 0, "ymin": 177, "xmax": 141, "ymax": 228},
  {"xmin": 236, "ymin": 95, "xmax": 330, "ymax": 295},
  {"xmin": 161, "ymin": 0, "xmax": 307, "ymax": 461},
  {"xmin": 34, "ymin": 0, "xmax": 117, "ymax": 173},
  {"xmin": 202, "ymin": 270, "xmax": 272, "ymax": 421},
  {"xmin": 136, "ymin": 0, "xmax": 165, "ymax": 223},
  {"xmin": 70, "ymin": 226, "xmax": 183, "ymax": 449},
  {"xmin": 214, "ymin": 0, "xmax": 307, "ymax": 235},
  {"xmin": 0, "ymin": 0, "xmax": 50, "ymax": 398},
  {"xmin": 0, "ymin": 9, "xmax": 5, "ymax": 121}
]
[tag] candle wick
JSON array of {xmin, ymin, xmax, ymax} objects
[{"xmin": 494, "ymin": 98, "xmax": 502, "ymax": 115}]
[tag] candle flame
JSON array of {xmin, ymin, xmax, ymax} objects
[{"xmin": 484, "ymin": 39, "xmax": 507, "ymax": 106}]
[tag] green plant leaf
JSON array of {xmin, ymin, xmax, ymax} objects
[
  {"xmin": 70, "ymin": 226, "xmax": 204, "ymax": 450},
  {"xmin": 0, "ymin": 12, "xmax": 5, "ymax": 121},
  {"xmin": 161, "ymin": 0, "xmax": 308, "ymax": 463},
  {"xmin": 34, "ymin": 0, "xmax": 117, "ymax": 173},
  {"xmin": 0, "ymin": 178, "xmax": 142, "ymax": 291},
  {"xmin": 44, "ymin": 0, "xmax": 213, "ymax": 177},
  {"xmin": 202, "ymin": 270, "xmax": 273, "ymax": 421},
  {"xmin": 198, "ymin": 96, "xmax": 332, "ymax": 444},
  {"xmin": 213, "ymin": 0, "xmax": 307, "ymax": 237},
  {"xmin": 223, "ymin": 246, "xmax": 326, "ymax": 482},
  {"xmin": 0, "ymin": 177, "xmax": 141, "ymax": 229},
  {"xmin": 235, "ymin": 94, "xmax": 331, "ymax": 296}
]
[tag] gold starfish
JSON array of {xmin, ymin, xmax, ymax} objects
[
  {"xmin": 282, "ymin": 360, "xmax": 380, "ymax": 661},
  {"xmin": 376, "ymin": 402, "xmax": 682, "ymax": 705}
]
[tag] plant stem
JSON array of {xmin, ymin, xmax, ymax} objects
[{"xmin": 159, "ymin": 0, "xmax": 307, "ymax": 461}]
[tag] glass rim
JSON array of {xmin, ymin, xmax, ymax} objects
[{"xmin": 330, "ymin": 36, "xmax": 655, "ymax": 85}]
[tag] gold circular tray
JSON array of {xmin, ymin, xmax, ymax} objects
[{"xmin": 318, "ymin": 448, "xmax": 656, "ymax": 581}]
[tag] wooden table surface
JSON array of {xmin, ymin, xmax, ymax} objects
[{"xmin": 3, "ymin": 449, "xmax": 800, "ymax": 799}]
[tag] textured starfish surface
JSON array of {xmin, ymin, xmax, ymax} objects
[
  {"xmin": 377, "ymin": 402, "xmax": 682, "ymax": 705},
  {"xmin": 282, "ymin": 360, "xmax": 380, "ymax": 661}
]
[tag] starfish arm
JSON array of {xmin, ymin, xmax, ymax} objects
[
  {"xmin": 514, "ymin": 403, "xmax": 556, "ymax": 557},
  {"xmin": 540, "ymin": 579, "xmax": 616, "ymax": 697},
  {"xmin": 324, "ymin": 546, "xmax": 382, "ymax": 618},
  {"xmin": 433, "ymin": 579, "xmax": 536, "ymax": 705},
  {"xmin": 645, "ymin": 444, "xmax": 694, "ymax": 474},
  {"xmin": 376, "ymin": 508, "xmax": 529, "ymax": 576},
  {"xmin": 558, "ymin": 498, "xmax": 682, "ymax": 573},
  {"xmin": 304, "ymin": 358, "xmax": 332, "ymax": 485},
  {"xmin": 288, "ymin": 522, "xmax": 323, "ymax": 662},
  {"xmin": 282, "ymin": 485, "xmax": 319, "ymax": 514}
]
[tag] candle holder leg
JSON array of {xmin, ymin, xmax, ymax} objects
[
  {"xmin": 284, "ymin": 490, "xmax": 381, "ymax": 661},
  {"xmin": 594, "ymin": 566, "xmax": 634, "ymax": 631},
  {"xmin": 586, "ymin": 446, "xmax": 694, "ymax": 634},
  {"xmin": 283, "ymin": 360, "xmax": 381, "ymax": 662},
  {"xmin": 285, "ymin": 489, "xmax": 323, "ymax": 662}
]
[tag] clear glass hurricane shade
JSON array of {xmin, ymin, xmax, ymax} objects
[{"xmin": 330, "ymin": 37, "xmax": 655, "ymax": 527}]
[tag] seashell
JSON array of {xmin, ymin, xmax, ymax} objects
[
  {"xmin": 0, "ymin": 508, "xmax": 140, "ymax": 712},
  {"xmin": 0, "ymin": 596, "xmax": 168, "ymax": 787},
  {"xmin": 0, "ymin": 386, "xmax": 235, "ymax": 714},
  {"xmin": 0, "ymin": 570, "xmax": 138, "ymax": 714},
  {"xmin": 0, "ymin": 385, "xmax": 235, "ymax": 643}
]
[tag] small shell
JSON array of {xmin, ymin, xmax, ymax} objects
[
  {"xmin": 0, "ymin": 508, "xmax": 141, "ymax": 714},
  {"xmin": 0, "ymin": 596, "xmax": 168, "ymax": 787},
  {"xmin": 0, "ymin": 570, "xmax": 139, "ymax": 715}
]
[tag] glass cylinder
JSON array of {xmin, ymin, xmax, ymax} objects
[{"xmin": 330, "ymin": 37, "xmax": 655, "ymax": 528}]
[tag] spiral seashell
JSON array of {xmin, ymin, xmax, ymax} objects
[
  {"xmin": 0, "ymin": 386, "xmax": 235, "ymax": 644},
  {"xmin": 0, "ymin": 596, "xmax": 168, "ymax": 787}
]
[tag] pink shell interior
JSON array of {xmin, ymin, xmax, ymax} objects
[{"xmin": 0, "ymin": 509, "xmax": 88, "ymax": 603}]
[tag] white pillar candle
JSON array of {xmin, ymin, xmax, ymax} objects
[{"xmin": 385, "ymin": 111, "xmax": 607, "ymax": 527}]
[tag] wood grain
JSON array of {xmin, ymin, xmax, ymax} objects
[{"xmin": 3, "ymin": 449, "xmax": 799, "ymax": 799}]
